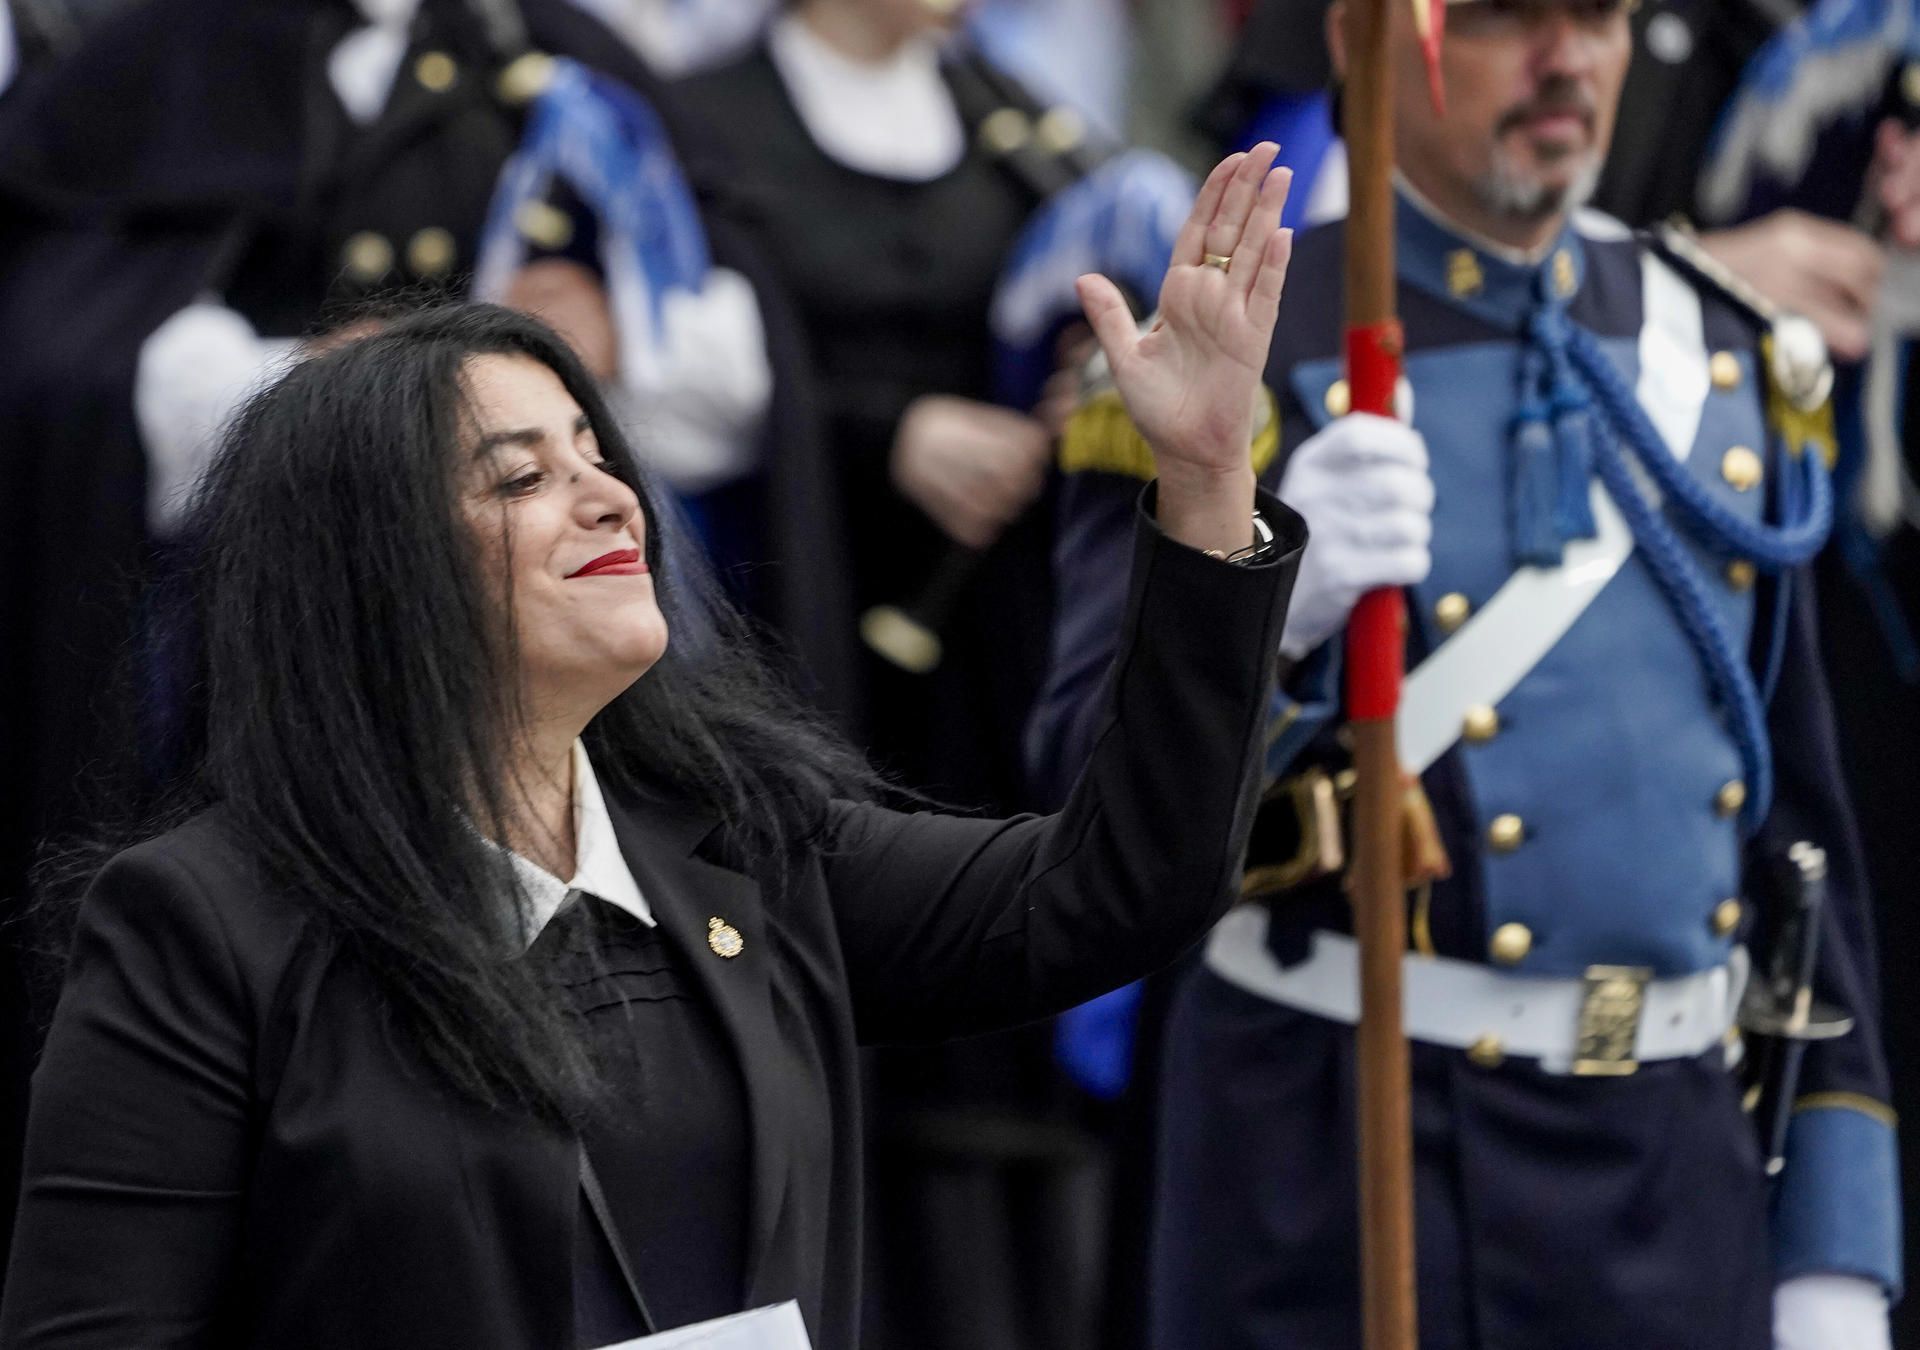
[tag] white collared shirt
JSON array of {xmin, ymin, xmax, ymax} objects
[
  {"xmin": 507, "ymin": 741, "xmax": 654, "ymax": 951},
  {"xmin": 766, "ymin": 13, "xmax": 964, "ymax": 183}
]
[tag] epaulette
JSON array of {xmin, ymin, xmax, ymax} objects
[
  {"xmin": 1059, "ymin": 359, "xmax": 1282, "ymax": 482},
  {"xmin": 1648, "ymin": 220, "xmax": 1837, "ymax": 464}
]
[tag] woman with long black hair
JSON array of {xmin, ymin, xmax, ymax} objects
[{"xmin": 1, "ymin": 148, "xmax": 1298, "ymax": 1349}]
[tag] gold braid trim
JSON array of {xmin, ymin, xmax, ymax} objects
[
  {"xmin": 1792, "ymin": 1091, "xmax": 1898, "ymax": 1128},
  {"xmin": 1762, "ymin": 333, "xmax": 1838, "ymax": 468},
  {"xmin": 1059, "ymin": 387, "xmax": 1281, "ymax": 481}
]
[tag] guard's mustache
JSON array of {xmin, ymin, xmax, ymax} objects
[{"xmin": 1497, "ymin": 85, "xmax": 1597, "ymax": 133}]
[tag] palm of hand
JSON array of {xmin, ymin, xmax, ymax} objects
[
  {"xmin": 1116, "ymin": 271, "xmax": 1270, "ymax": 473},
  {"xmin": 1078, "ymin": 144, "xmax": 1294, "ymax": 482}
]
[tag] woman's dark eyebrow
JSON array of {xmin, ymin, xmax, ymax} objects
[
  {"xmin": 473, "ymin": 413, "xmax": 591, "ymax": 458},
  {"xmin": 472, "ymin": 427, "xmax": 546, "ymax": 458}
]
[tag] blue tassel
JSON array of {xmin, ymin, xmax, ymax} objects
[
  {"xmin": 1552, "ymin": 399, "xmax": 1599, "ymax": 540},
  {"xmin": 1511, "ymin": 412, "xmax": 1563, "ymax": 566}
]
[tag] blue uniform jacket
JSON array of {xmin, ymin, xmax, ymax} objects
[{"xmin": 1028, "ymin": 194, "xmax": 1899, "ymax": 1310}]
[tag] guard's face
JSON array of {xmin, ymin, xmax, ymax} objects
[
  {"xmin": 1389, "ymin": 0, "xmax": 1632, "ymax": 224},
  {"xmin": 849, "ymin": 0, "xmax": 972, "ymax": 39},
  {"xmin": 459, "ymin": 353, "xmax": 668, "ymax": 717}
]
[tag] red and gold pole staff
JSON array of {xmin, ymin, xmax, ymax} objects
[{"xmin": 1340, "ymin": 1, "xmax": 1443, "ymax": 1346}]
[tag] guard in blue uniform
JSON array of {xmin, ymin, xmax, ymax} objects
[{"xmin": 1028, "ymin": 1, "xmax": 1900, "ymax": 1346}]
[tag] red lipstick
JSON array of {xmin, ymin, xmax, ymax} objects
[{"xmin": 568, "ymin": 549, "xmax": 647, "ymax": 578}]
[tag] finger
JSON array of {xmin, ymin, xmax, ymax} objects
[
  {"xmin": 1894, "ymin": 208, "xmax": 1920, "ymax": 252},
  {"xmin": 1231, "ymin": 166, "xmax": 1294, "ymax": 298},
  {"xmin": 1882, "ymin": 169, "xmax": 1920, "ymax": 214},
  {"xmin": 1324, "ymin": 515, "xmax": 1432, "ymax": 560},
  {"xmin": 950, "ymin": 513, "xmax": 998, "ymax": 551},
  {"xmin": 1804, "ymin": 223, "xmax": 1885, "ymax": 308},
  {"xmin": 979, "ymin": 459, "xmax": 1042, "ymax": 523},
  {"xmin": 1170, "ymin": 154, "xmax": 1245, "ymax": 270},
  {"xmin": 1321, "ymin": 413, "xmax": 1428, "ymax": 469},
  {"xmin": 1016, "ymin": 422, "xmax": 1056, "ymax": 467},
  {"xmin": 1802, "ymin": 296, "xmax": 1871, "ymax": 363},
  {"xmin": 1352, "ymin": 511, "xmax": 1435, "ymax": 552},
  {"xmin": 1337, "ymin": 465, "xmax": 1437, "ymax": 515},
  {"xmin": 1883, "ymin": 130, "xmax": 1920, "ymax": 181},
  {"xmin": 1076, "ymin": 273, "xmax": 1141, "ymax": 373},
  {"xmin": 1205, "ymin": 142, "xmax": 1280, "ymax": 263},
  {"xmin": 1246, "ymin": 221, "xmax": 1295, "ymax": 336},
  {"xmin": 1379, "ymin": 544, "xmax": 1435, "ymax": 586},
  {"xmin": 1815, "ymin": 261, "xmax": 1882, "ymax": 329},
  {"xmin": 1883, "ymin": 168, "xmax": 1920, "ymax": 215},
  {"xmin": 1877, "ymin": 118, "xmax": 1909, "ymax": 167},
  {"xmin": 982, "ymin": 422, "xmax": 1051, "ymax": 478}
]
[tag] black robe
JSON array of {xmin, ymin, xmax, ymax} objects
[{"xmin": 672, "ymin": 40, "xmax": 1086, "ymax": 818}]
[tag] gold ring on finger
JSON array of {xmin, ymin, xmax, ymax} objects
[{"xmin": 1202, "ymin": 252, "xmax": 1233, "ymax": 272}]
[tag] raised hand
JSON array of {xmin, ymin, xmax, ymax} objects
[{"xmin": 1074, "ymin": 142, "xmax": 1293, "ymax": 555}]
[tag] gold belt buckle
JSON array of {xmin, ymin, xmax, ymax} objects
[
  {"xmin": 1571, "ymin": 965, "xmax": 1653, "ymax": 1076},
  {"xmin": 1242, "ymin": 767, "xmax": 1346, "ymax": 899}
]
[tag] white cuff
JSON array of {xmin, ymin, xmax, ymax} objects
[
  {"xmin": 1773, "ymin": 1274, "xmax": 1891, "ymax": 1350},
  {"xmin": 134, "ymin": 303, "xmax": 299, "ymax": 532},
  {"xmin": 609, "ymin": 267, "xmax": 770, "ymax": 495}
]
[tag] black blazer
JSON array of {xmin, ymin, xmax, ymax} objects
[{"xmin": 1, "ymin": 495, "xmax": 1303, "ymax": 1350}]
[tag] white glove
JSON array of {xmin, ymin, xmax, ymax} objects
[
  {"xmin": 134, "ymin": 302, "xmax": 300, "ymax": 533},
  {"xmin": 1276, "ymin": 412, "xmax": 1434, "ymax": 660},
  {"xmin": 1774, "ymin": 1274, "xmax": 1891, "ymax": 1350},
  {"xmin": 608, "ymin": 266, "xmax": 772, "ymax": 495}
]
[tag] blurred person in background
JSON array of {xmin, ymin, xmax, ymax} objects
[
  {"xmin": 970, "ymin": 0, "xmax": 1131, "ymax": 140},
  {"xmin": 560, "ymin": 0, "xmax": 777, "ymax": 76},
  {"xmin": 673, "ymin": 0, "xmax": 1094, "ymax": 816},
  {"xmin": 1033, "ymin": 0, "xmax": 1899, "ymax": 1345},
  {"xmin": 670, "ymin": 3, "xmax": 1172, "ymax": 1346},
  {"xmin": 0, "ymin": 0, "xmax": 778, "ymax": 1287}
]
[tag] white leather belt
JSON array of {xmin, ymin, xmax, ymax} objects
[{"xmin": 1203, "ymin": 908, "xmax": 1745, "ymax": 1075}]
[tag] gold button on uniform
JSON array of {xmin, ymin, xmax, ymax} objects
[
  {"xmin": 1489, "ymin": 921, "xmax": 1533, "ymax": 964},
  {"xmin": 1034, "ymin": 106, "xmax": 1086, "ymax": 154},
  {"xmin": 1725, "ymin": 560, "xmax": 1757, "ymax": 591},
  {"xmin": 1462, "ymin": 704, "xmax": 1500, "ymax": 744},
  {"xmin": 341, "ymin": 230, "xmax": 394, "ymax": 282},
  {"xmin": 1446, "ymin": 249, "xmax": 1484, "ymax": 299},
  {"xmin": 1709, "ymin": 351, "xmax": 1742, "ymax": 390},
  {"xmin": 415, "ymin": 50, "xmax": 458, "ymax": 93},
  {"xmin": 1714, "ymin": 780, "xmax": 1747, "ymax": 818},
  {"xmin": 979, "ymin": 107, "xmax": 1032, "ymax": 155},
  {"xmin": 1721, "ymin": 445, "xmax": 1764, "ymax": 491},
  {"xmin": 1435, "ymin": 592, "xmax": 1471, "ymax": 633},
  {"xmin": 1904, "ymin": 61, "xmax": 1920, "ymax": 105},
  {"xmin": 1487, "ymin": 813, "xmax": 1525, "ymax": 854},
  {"xmin": 1711, "ymin": 898, "xmax": 1743, "ymax": 938},
  {"xmin": 1324, "ymin": 379, "xmax": 1351, "ymax": 418},
  {"xmin": 406, "ymin": 227, "xmax": 455, "ymax": 278},
  {"xmin": 515, "ymin": 200, "xmax": 575, "ymax": 250},
  {"xmin": 497, "ymin": 50, "xmax": 557, "ymax": 105},
  {"xmin": 1466, "ymin": 1034, "xmax": 1506, "ymax": 1069},
  {"xmin": 1552, "ymin": 248, "xmax": 1576, "ymax": 298}
]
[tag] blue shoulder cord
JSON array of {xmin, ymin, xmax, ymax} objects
[{"xmin": 1518, "ymin": 295, "xmax": 1832, "ymax": 834}]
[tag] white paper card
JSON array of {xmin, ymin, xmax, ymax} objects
[{"xmin": 596, "ymin": 1301, "xmax": 813, "ymax": 1350}]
